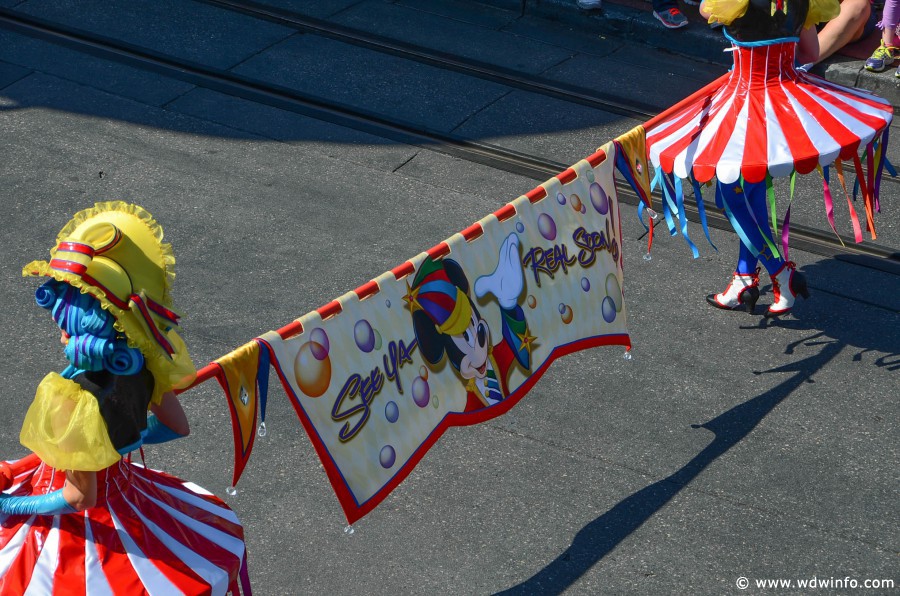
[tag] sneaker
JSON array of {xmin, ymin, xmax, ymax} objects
[
  {"xmin": 654, "ymin": 7, "xmax": 688, "ymax": 28},
  {"xmin": 865, "ymin": 41, "xmax": 899, "ymax": 72},
  {"xmin": 576, "ymin": 0, "xmax": 603, "ymax": 9}
]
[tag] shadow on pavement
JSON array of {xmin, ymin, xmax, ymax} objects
[
  {"xmin": 499, "ymin": 258, "xmax": 897, "ymax": 593},
  {"xmin": 749, "ymin": 259, "xmax": 899, "ymax": 371}
]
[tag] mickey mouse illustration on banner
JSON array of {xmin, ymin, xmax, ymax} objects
[{"xmin": 406, "ymin": 233, "xmax": 536, "ymax": 412}]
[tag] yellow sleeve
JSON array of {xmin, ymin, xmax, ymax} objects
[
  {"xmin": 805, "ymin": 0, "xmax": 840, "ymax": 28},
  {"xmin": 704, "ymin": 0, "xmax": 749, "ymax": 25},
  {"xmin": 19, "ymin": 372, "xmax": 121, "ymax": 471}
]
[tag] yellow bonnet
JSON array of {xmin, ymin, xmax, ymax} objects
[{"xmin": 23, "ymin": 201, "xmax": 195, "ymax": 404}]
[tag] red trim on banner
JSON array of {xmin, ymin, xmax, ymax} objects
[
  {"xmin": 317, "ymin": 301, "xmax": 342, "ymax": 321},
  {"xmin": 256, "ymin": 336, "xmax": 363, "ymax": 523},
  {"xmin": 557, "ymin": 167, "xmax": 577, "ymax": 185},
  {"xmin": 265, "ymin": 332, "xmax": 631, "ymax": 524},
  {"xmin": 493, "ymin": 203, "xmax": 517, "ymax": 221},
  {"xmin": 213, "ymin": 364, "xmax": 258, "ymax": 487},
  {"xmin": 178, "ymin": 145, "xmax": 619, "ymax": 380},
  {"xmin": 278, "ymin": 321, "xmax": 304, "ymax": 339},
  {"xmin": 525, "ymin": 187, "xmax": 546, "ymax": 203},
  {"xmin": 426, "ymin": 242, "xmax": 451, "ymax": 260},
  {"xmin": 176, "ymin": 144, "xmax": 630, "ymax": 521},
  {"xmin": 461, "ymin": 223, "xmax": 484, "ymax": 241},
  {"xmin": 354, "ymin": 280, "xmax": 380, "ymax": 301},
  {"xmin": 586, "ymin": 149, "xmax": 607, "ymax": 167},
  {"xmin": 179, "ymin": 364, "xmax": 245, "ymax": 485},
  {"xmin": 392, "ymin": 262, "xmax": 415, "ymax": 279}
]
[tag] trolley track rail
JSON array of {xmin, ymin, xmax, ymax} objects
[
  {"xmin": 196, "ymin": 0, "xmax": 659, "ymax": 120},
  {"xmin": 198, "ymin": 0, "xmax": 900, "ymax": 190},
  {"xmin": 1, "ymin": 6, "xmax": 897, "ymax": 280}
]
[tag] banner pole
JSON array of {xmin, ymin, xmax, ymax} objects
[{"xmin": 178, "ymin": 362, "xmax": 221, "ymax": 393}]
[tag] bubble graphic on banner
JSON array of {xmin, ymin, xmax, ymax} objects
[
  {"xmin": 586, "ymin": 169, "xmax": 595, "ymax": 182},
  {"xmin": 570, "ymin": 193, "xmax": 583, "ymax": 213},
  {"xmin": 419, "ymin": 366, "xmax": 428, "ymax": 381},
  {"xmin": 309, "ymin": 340, "xmax": 328, "ymax": 361},
  {"xmin": 379, "ymin": 445, "xmax": 396, "ymax": 469},
  {"xmin": 385, "ymin": 299, "xmax": 391, "ymax": 308},
  {"xmin": 385, "ymin": 401, "xmax": 399, "ymax": 423},
  {"xmin": 432, "ymin": 395, "xmax": 439, "ymax": 408},
  {"xmin": 516, "ymin": 221, "xmax": 525, "ymax": 233},
  {"xmin": 537, "ymin": 213, "xmax": 557, "ymax": 241},
  {"xmin": 294, "ymin": 341, "xmax": 331, "ymax": 397},
  {"xmin": 556, "ymin": 192, "xmax": 566, "ymax": 205},
  {"xmin": 373, "ymin": 329, "xmax": 383, "ymax": 351},
  {"xmin": 601, "ymin": 296, "xmax": 616, "ymax": 323},
  {"xmin": 412, "ymin": 375, "xmax": 430, "ymax": 408},
  {"xmin": 590, "ymin": 183, "xmax": 609, "ymax": 215},
  {"xmin": 580, "ymin": 204, "xmax": 586, "ymax": 214},
  {"xmin": 354, "ymin": 320, "xmax": 376, "ymax": 353},
  {"xmin": 560, "ymin": 304, "xmax": 574, "ymax": 324},
  {"xmin": 310, "ymin": 327, "xmax": 330, "ymax": 354},
  {"xmin": 526, "ymin": 295, "xmax": 537, "ymax": 309},
  {"xmin": 581, "ymin": 277, "xmax": 590, "ymax": 292},
  {"xmin": 605, "ymin": 273, "xmax": 623, "ymax": 312}
]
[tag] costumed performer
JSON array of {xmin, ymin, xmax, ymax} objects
[
  {"xmin": 0, "ymin": 202, "xmax": 249, "ymax": 594},
  {"xmin": 644, "ymin": 0, "xmax": 893, "ymax": 316}
]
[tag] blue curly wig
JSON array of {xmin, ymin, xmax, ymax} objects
[{"xmin": 35, "ymin": 280, "xmax": 144, "ymax": 377}]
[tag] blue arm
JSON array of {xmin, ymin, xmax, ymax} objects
[
  {"xmin": 142, "ymin": 413, "xmax": 185, "ymax": 445},
  {"xmin": 0, "ymin": 489, "xmax": 76, "ymax": 516}
]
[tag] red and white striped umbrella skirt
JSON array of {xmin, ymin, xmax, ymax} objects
[
  {"xmin": 0, "ymin": 457, "xmax": 246, "ymax": 595},
  {"xmin": 646, "ymin": 40, "xmax": 893, "ymax": 184}
]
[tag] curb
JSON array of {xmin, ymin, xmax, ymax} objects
[
  {"xmin": 473, "ymin": 0, "xmax": 900, "ymax": 109},
  {"xmin": 531, "ymin": 0, "xmax": 733, "ymax": 66}
]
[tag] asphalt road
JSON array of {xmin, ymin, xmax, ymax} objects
[{"xmin": 0, "ymin": 1, "xmax": 897, "ymax": 594}]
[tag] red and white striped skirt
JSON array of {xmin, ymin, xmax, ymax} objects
[
  {"xmin": 0, "ymin": 456, "xmax": 248, "ymax": 595},
  {"xmin": 646, "ymin": 40, "xmax": 893, "ymax": 185}
]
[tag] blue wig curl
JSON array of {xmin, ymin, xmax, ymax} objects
[{"xmin": 36, "ymin": 280, "xmax": 144, "ymax": 377}]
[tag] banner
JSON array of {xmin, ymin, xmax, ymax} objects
[{"xmin": 216, "ymin": 142, "xmax": 631, "ymax": 523}]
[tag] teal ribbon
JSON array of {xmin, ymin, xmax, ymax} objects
[
  {"xmin": 690, "ymin": 178, "xmax": 718, "ymax": 251},
  {"xmin": 673, "ymin": 176, "xmax": 699, "ymax": 258},
  {"xmin": 741, "ymin": 177, "xmax": 781, "ymax": 260},
  {"xmin": 655, "ymin": 169, "xmax": 679, "ymax": 238},
  {"xmin": 717, "ymin": 182, "xmax": 760, "ymax": 257}
]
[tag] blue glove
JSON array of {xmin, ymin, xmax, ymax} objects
[
  {"xmin": 142, "ymin": 414, "xmax": 185, "ymax": 445},
  {"xmin": 0, "ymin": 489, "xmax": 76, "ymax": 516}
]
